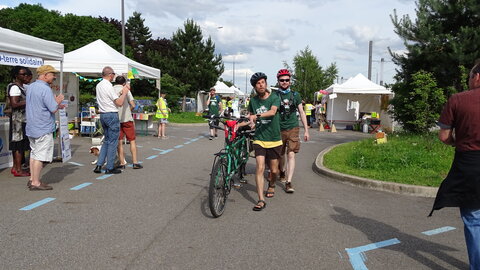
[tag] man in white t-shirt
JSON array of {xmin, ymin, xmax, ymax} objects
[
  {"xmin": 93, "ymin": 66, "xmax": 130, "ymax": 174},
  {"xmin": 114, "ymin": 75, "xmax": 142, "ymax": 169}
]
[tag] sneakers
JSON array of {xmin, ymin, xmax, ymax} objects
[
  {"xmin": 279, "ymin": 171, "xmax": 286, "ymax": 183},
  {"xmin": 209, "ymin": 136, "xmax": 214, "ymax": 140},
  {"xmin": 105, "ymin": 168, "xmax": 122, "ymax": 174},
  {"xmin": 285, "ymin": 182, "xmax": 295, "ymax": 193},
  {"xmin": 133, "ymin": 163, "xmax": 143, "ymax": 169},
  {"xmin": 93, "ymin": 165, "xmax": 102, "ymax": 174}
]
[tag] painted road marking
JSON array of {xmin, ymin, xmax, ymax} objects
[
  {"xmin": 183, "ymin": 137, "xmax": 192, "ymax": 140},
  {"xmin": 146, "ymin": 155, "xmax": 158, "ymax": 160},
  {"xmin": 68, "ymin": 162, "xmax": 84, "ymax": 166},
  {"xmin": 346, "ymin": 238, "xmax": 401, "ymax": 270},
  {"xmin": 184, "ymin": 141, "xmax": 191, "ymax": 144},
  {"xmin": 70, "ymin": 182, "xmax": 93, "ymax": 190},
  {"xmin": 19, "ymin": 198, "xmax": 56, "ymax": 211},
  {"xmin": 152, "ymin": 148, "xmax": 164, "ymax": 151},
  {"xmin": 160, "ymin": 149, "xmax": 173, "ymax": 155},
  {"xmin": 174, "ymin": 145, "xmax": 184, "ymax": 149},
  {"xmin": 190, "ymin": 138, "xmax": 199, "ymax": 142},
  {"xmin": 422, "ymin": 226, "xmax": 456, "ymax": 236},
  {"xmin": 96, "ymin": 174, "xmax": 113, "ymax": 180},
  {"xmin": 137, "ymin": 145, "xmax": 144, "ymax": 148}
]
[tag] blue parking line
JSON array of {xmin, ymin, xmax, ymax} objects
[
  {"xmin": 137, "ymin": 145, "xmax": 144, "ymax": 148},
  {"xmin": 70, "ymin": 182, "xmax": 92, "ymax": 190},
  {"xmin": 19, "ymin": 197, "xmax": 56, "ymax": 211},
  {"xmin": 152, "ymin": 148, "xmax": 164, "ymax": 151},
  {"xmin": 68, "ymin": 161, "xmax": 84, "ymax": 166},
  {"xmin": 346, "ymin": 238, "xmax": 400, "ymax": 270},
  {"xmin": 184, "ymin": 141, "xmax": 191, "ymax": 144},
  {"xmin": 160, "ymin": 149, "xmax": 173, "ymax": 155},
  {"xmin": 174, "ymin": 145, "xmax": 184, "ymax": 149},
  {"xmin": 422, "ymin": 226, "xmax": 456, "ymax": 236},
  {"xmin": 146, "ymin": 155, "xmax": 158, "ymax": 160},
  {"xmin": 190, "ymin": 138, "xmax": 199, "ymax": 142},
  {"xmin": 96, "ymin": 174, "xmax": 113, "ymax": 180},
  {"xmin": 183, "ymin": 137, "xmax": 192, "ymax": 140}
]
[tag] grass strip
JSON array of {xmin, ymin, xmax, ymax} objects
[
  {"xmin": 168, "ymin": 112, "xmax": 206, "ymax": 123},
  {"xmin": 323, "ymin": 132, "xmax": 454, "ymax": 187}
]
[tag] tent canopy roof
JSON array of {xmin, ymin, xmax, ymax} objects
[
  {"xmin": 327, "ymin": 73, "xmax": 392, "ymax": 94},
  {"xmin": 45, "ymin": 39, "xmax": 160, "ymax": 79},
  {"xmin": 0, "ymin": 27, "xmax": 64, "ymax": 61},
  {"xmin": 211, "ymin": 81, "xmax": 235, "ymax": 95}
]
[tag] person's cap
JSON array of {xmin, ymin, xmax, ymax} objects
[
  {"xmin": 37, "ymin": 65, "xmax": 59, "ymax": 75},
  {"xmin": 210, "ymin": 87, "xmax": 216, "ymax": 91}
]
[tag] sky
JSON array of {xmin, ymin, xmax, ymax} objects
[{"xmin": 2, "ymin": 0, "xmax": 417, "ymax": 92}]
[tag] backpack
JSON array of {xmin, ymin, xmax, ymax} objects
[{"xmin": 276, "ymin": 90, "xmax": 298, "ymax": 117}]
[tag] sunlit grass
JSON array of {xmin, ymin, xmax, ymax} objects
[{"xmin": 323, "ymin": 132, "xmax": 454, "ymax": 187}]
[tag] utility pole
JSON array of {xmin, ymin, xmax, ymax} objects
[
  {"xmin": 121, "ymin": 0, "xmax": 125, "ymax": 55},
  {"xmin": 368, "ymin": 40, "xmax": 373, "ymax": 80}
]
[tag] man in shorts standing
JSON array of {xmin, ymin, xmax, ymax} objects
[
  {"xmin": 94, "ymin": 66, "xmax": 130, "ymax": 174},
  {"xmin": 156, "ymin": 91, "xmax": 170, "ymax": 138},
  {"xmin": 248, "ymin": 72, "xmax": 282, "ymax": 211},
  {"xmin": 275, "ymin": 69, "xmax": 310, "ymax": 193},
  {"xmin": 25, "ymin": 65, "xmax": 65, "ymax": 190},
  {"xmin": 206, "ymin": 87, "xmax": 222, "ymax": 140},
  {"xmin": 115, "ymin": 76, "xmax": 142, "ymax": 169}
]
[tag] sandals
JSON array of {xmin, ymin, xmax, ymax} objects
[
  {"xmin": 265, "ymin": 182, "xmax": 275, "ymax": 198},
  {"xmin": 252, "ymin": 200, "xmax": 266, "ymax": 211},
  {"xmin": 285, "ymin": 182, "xmax": 295, "ymax": 193}
]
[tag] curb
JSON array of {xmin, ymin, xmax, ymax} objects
[{"xmin": 313, "ymin": 144, "xmax": 438, "ymax": 198}]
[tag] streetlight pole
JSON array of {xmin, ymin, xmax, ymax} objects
[
  {"xmin": 232, "ymin": 55, "xmax": 235, "ymax": 86},
  {"xmin": 121, "ymin": 0, "xmax": 125, "ymax": 55}
]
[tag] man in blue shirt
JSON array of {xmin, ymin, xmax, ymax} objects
[{"xmin": 26, "ymin": 65, "xmax": 65, "ymax": 191}]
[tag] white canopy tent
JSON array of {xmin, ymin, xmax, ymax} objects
[
  {"xmin": 326, "ymin": 73, "xmax": 394, "ymax": 130},
  {"xmin": 0, "ymin": 27, "xmax": 65, "ymax": 168},
  {"xmin": 44, "ymin": 39, "xmax": 161, "ymax": 120},
  {"xmin": 0, "ymin": 27, "xmax": 64, "ymax": 63},
  {"xmin": 45, "ymin": 39, "xmax": 160, "ymax": 79}
]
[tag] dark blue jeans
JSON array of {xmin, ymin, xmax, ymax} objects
[
  {"xmin": 97, "ymin": 112, "xmax": 120, "ymax": 170},
  {"xmin": 461, "ymin": 208, "xmax": 480, "ymax": 270}
]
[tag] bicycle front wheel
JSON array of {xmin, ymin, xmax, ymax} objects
[{"xmin": 209, "ymin": 157, "xmax": 228, "ymax": 217}]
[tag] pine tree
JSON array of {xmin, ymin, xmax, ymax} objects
[
  {"xmin": 126, "ymin": 12, "xmax": 152, "ymax": 63},
  {"xmin": 390, "ymin": 0, "xmax": 480, "ymax": 132},
  {"xmin": 169, "ymin": 19, "xmax": 224, "ymax": 97}
]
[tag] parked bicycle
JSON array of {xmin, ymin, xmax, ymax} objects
[{"xmin": 204, "ymin": 114, "xmax": 254, "ymax": 217}]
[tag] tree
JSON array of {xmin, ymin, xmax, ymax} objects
[
  {"xmin": 0, "ymin": 4, "xmax": 122, "ymax": 53},
  {"xmin": 390, "ymin": 0, "xmax": 480, "ymax": 131},
  {"xmin": 126, "ymin": 12, "xmax": 152, "ymax": 64},
  {"xmin": 288, "ymin": 46, "xmax": 338, "ymax": 101},
  {"xmin": 168, "ymin": 19, "xmax": 224, "ymax": 98},
  {"xmin": 390, "ymin": 70, "xmax": 446, "ymax": 133}
]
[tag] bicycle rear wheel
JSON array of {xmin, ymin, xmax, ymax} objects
[{"xmin": 209, "ymin": 157, "xmax": 228, "ymax": 217}]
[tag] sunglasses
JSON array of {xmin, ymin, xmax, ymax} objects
[
  {"xmin": 18, "ymin": 73, "xmax": 27, "ymax": 76},
  {"xmin": 279, "ymin": 79, "xmax": 290, "ymax": 82}
]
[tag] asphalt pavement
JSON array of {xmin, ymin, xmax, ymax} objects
[{"xmin": 0, "ymin": 126, "xmax": 468, "ymax": 270}]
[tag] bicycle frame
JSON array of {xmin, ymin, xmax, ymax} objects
[{"xmin": 210, "ymin": 118, "xmax": 251, "ymax": 188}]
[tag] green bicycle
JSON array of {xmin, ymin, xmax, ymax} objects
[{"xmin": 205, "ymin": 115, "xmax": 254, "ymax": 217}]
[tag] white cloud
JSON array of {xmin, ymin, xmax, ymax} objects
[{"xmin": 334, "ymin": 54, "xmax": 354, "ymax": 61}]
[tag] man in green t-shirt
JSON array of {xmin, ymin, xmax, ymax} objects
[
  {"xmin": 248, "ymin": 72, "xmax": 282, "ymax": 211},
  {"xmin": 275, "ymin": 69, "xmax": 310, "ymax": 193},
  {"xmin": 206, "ymin": 87, "xmax": 222, "ymax": 140}
]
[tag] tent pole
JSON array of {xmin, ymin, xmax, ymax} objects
[{"xmin": 55, "ymin": 60, "xmax": 64, "ymax": 161}]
